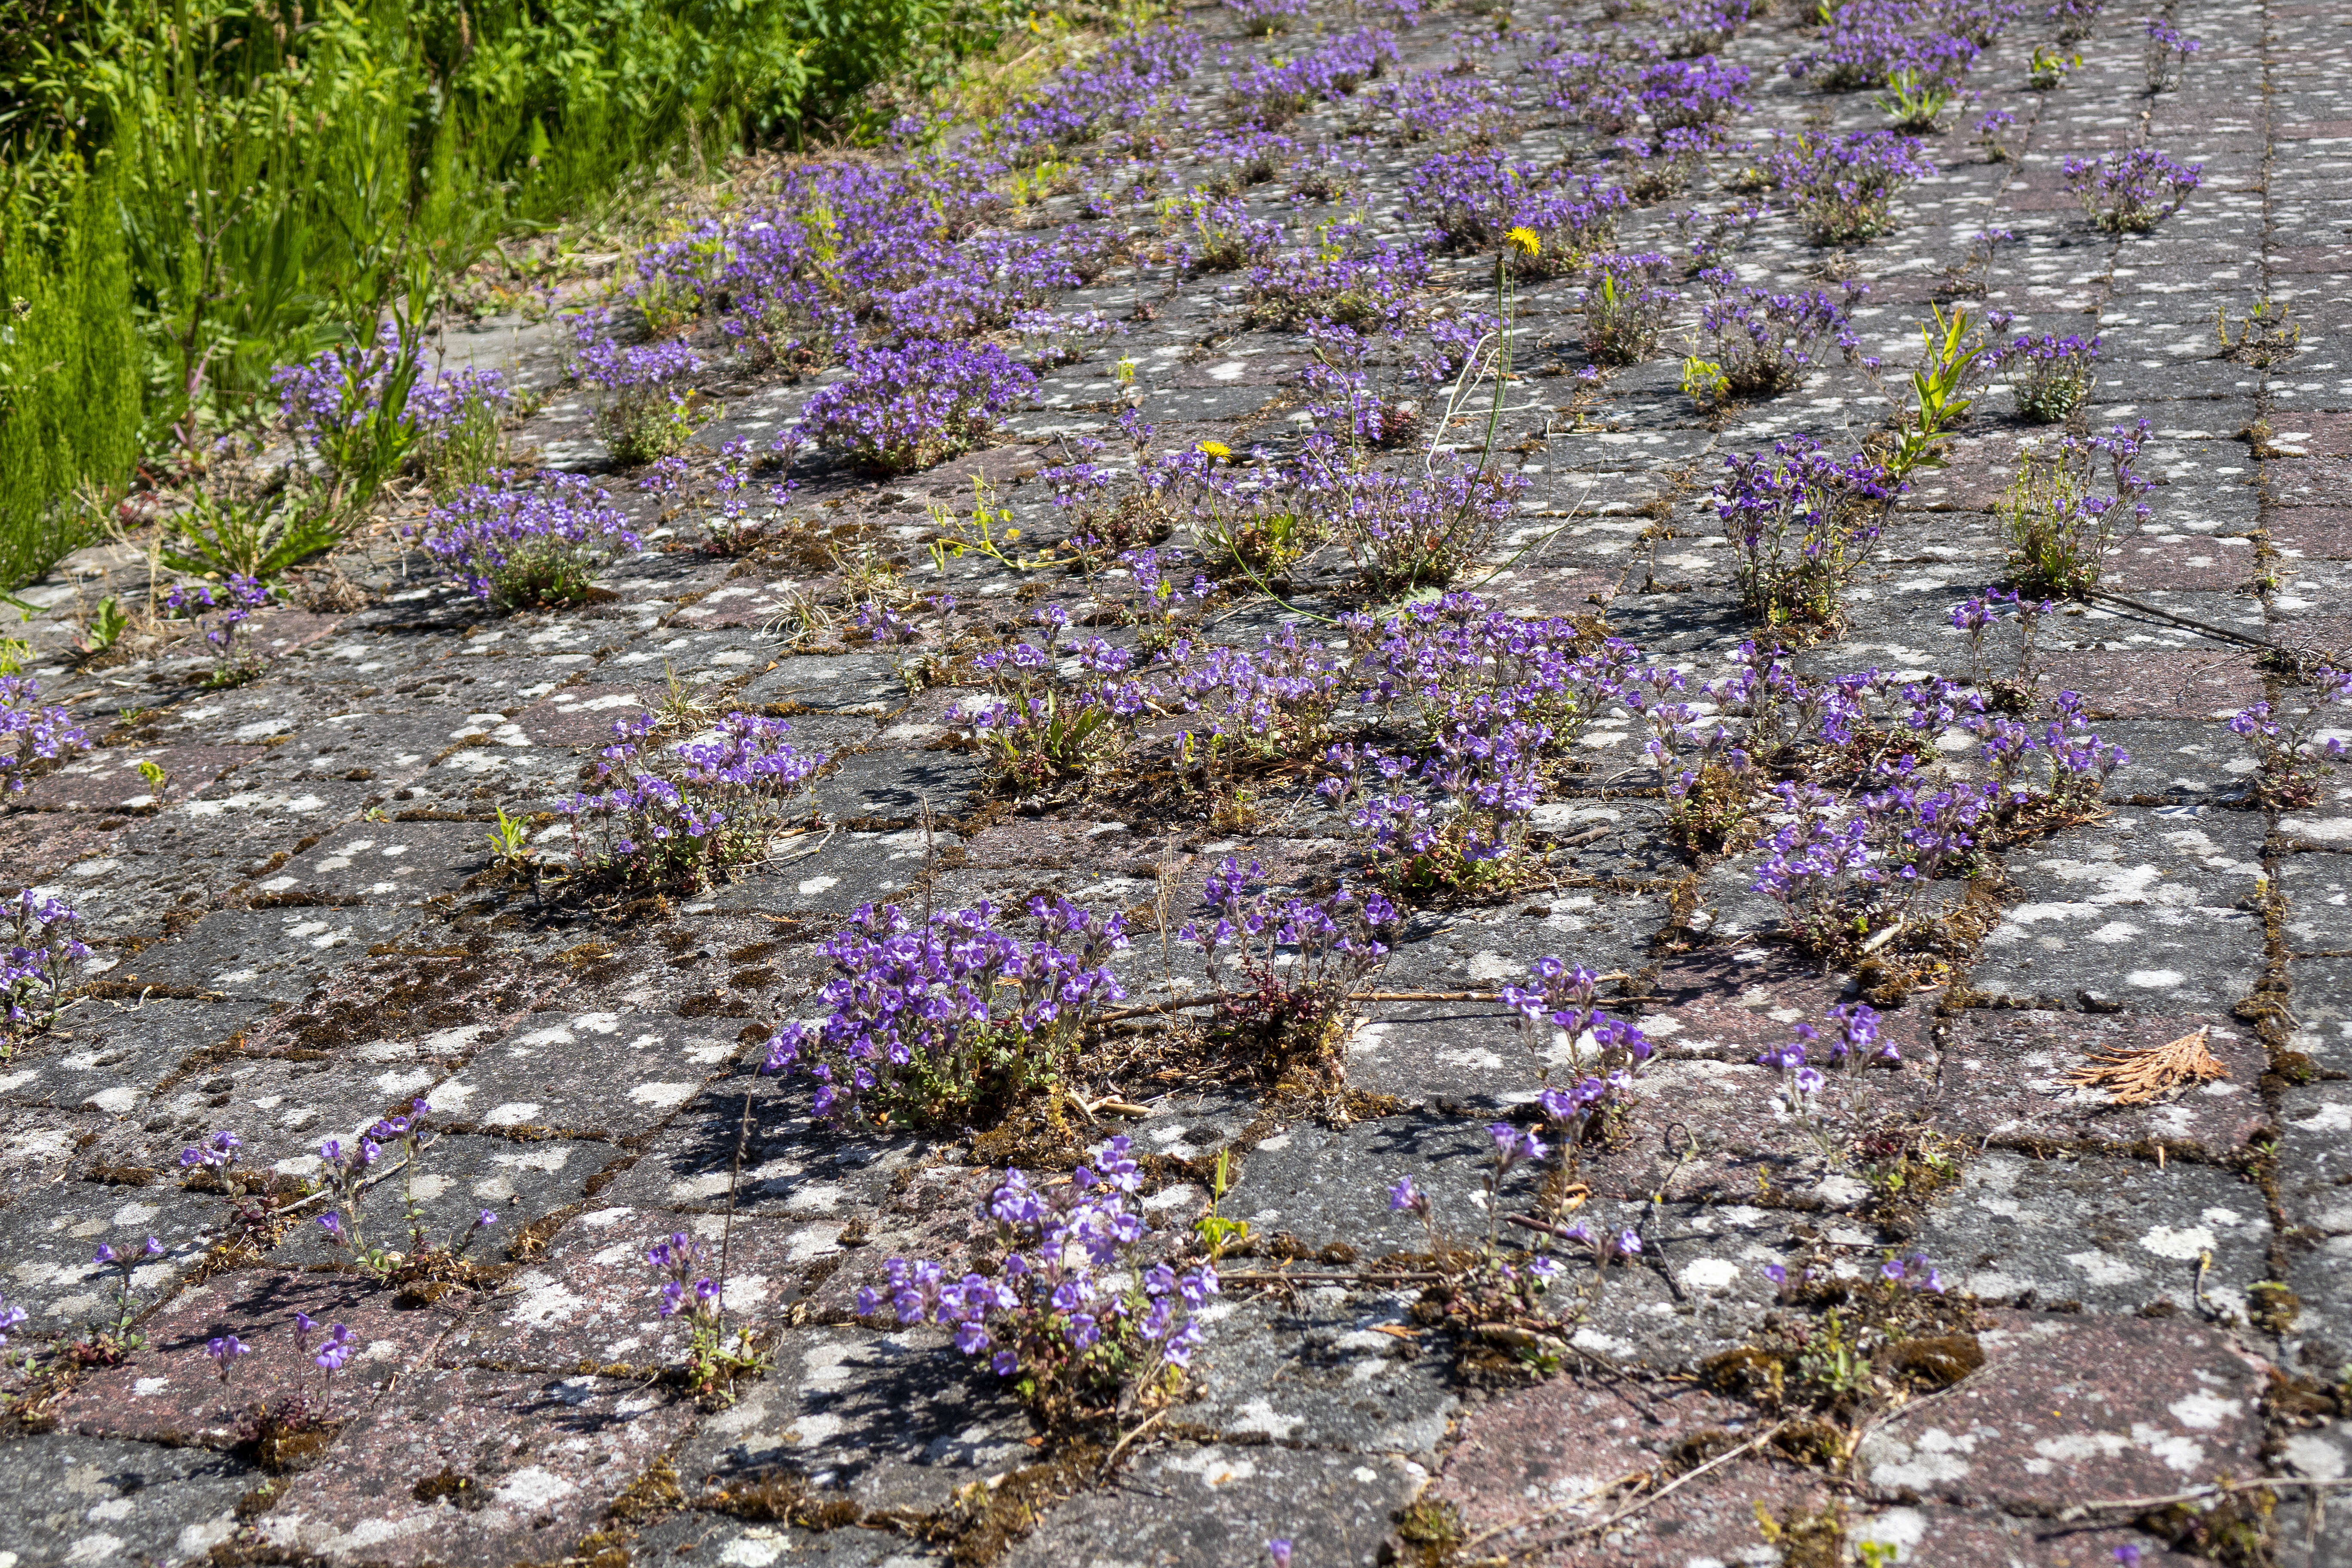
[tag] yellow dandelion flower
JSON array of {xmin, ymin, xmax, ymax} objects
[
  {"xmin": 1198, "ymin": 440, "xmax": 1233, "ymax": 460},
  {"xmin": 1504, "ymin": 227, "xmax": 1542, "ymax": 260}
]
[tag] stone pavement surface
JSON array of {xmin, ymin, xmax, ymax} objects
[{"xmin": 3, "ymin": 0, "xmax": 2351, "ymax": 1565}]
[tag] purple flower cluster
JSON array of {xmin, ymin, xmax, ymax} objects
[
  {"xmin": 1770, "ymin": 130, "xmax": 1938, "ymax": 245},
  {"xmin": 271, "ymin": 323, "xmax": 511, "ymax": 487},
  {"xmin": 951, "ymin": 605, "xmax": 1147, "ymax": 784},
  {"xmin": 1231, "ymin": 27, "xmax": 1397, "ymax": 125},
  {"xmin": 1792, "ymin": 0, "xmax": 1991, "ymax": 91},
  {"xmin": 2063, "ymin": 147, "xmax": 2202, "ymax": 233},
  {"xmin": 1359, "ymin": 67, "xmax": 1515, "ymax": 145},
  {"xmin": 1399, "ymin": 147, "xmax": 1626, "ymax": 271},
  {"xmin": 762, "ymin": 897, "xmax": 1128, "ymax": 1128},
  {"xmin": 856, "ymin": 1136, "xmax": 1217, "ymax": 1402},
  {"xmin": 1502, "ymin": 957, "xmax": 1655, "ymax": 1137},
  {"xmin": 1694, "ymin": 272, "xmax": 1864, "ymax": 398},
  {"xmin": 1578, "ymin": 252, "xmax": 1678, "ymax": 365},
  {"xmin": 2145, "ymin": 18, "xmax": 2200, "ymax": 92},
  {"xmin": 416, "ymin": 470, "xmax": 644, "ymax": 605},
  {"xmin": 2002, "ymin": 421, "xmax": 2154, "ymax": 594},
  {"xmin": 557, "ymin": 710, "xmax": 827, "ymax": 889},
  {"xmin": 647, "ymin": 1231, "xmax": 721, "ymax": 1322},
  {"xmin": 1245, "ymin": 235, "xmax": 1428, "ymax": 333},
  {"xmin": 2227, "ymin": 666, "xmax": 2352, "ymax": 805},
  {"xmin": 1998, "ymin": 331, "xmax": 2100, "ymax": 423},
  {"xmin": 1716, "ymin": 435, "xmax": 1899, "ymax": 626},
  {"xmin": 1321, "ymin": 461, "xmax": 1524, "ymax": 591},
  {"xmin": 1181, "ymin": 857, "xmax": 1399, "ymax": 1023},
  {"xmin": 577, "ymin": 337, "xmax": 704, "ymax": 465},
  {"xmin": 0, "ymin": 675, "xmax": 91, "ymax": 793},
  {"xmin": 3, "ymin": 889, "xmax": 87, "ymax": 1036},
  {"xmin": 788, "ymin": 340, "xmax": 1034, "ymax": 475},
  {"xmin": 164, "ymin": 573, "xmax": 271, "ymax": 683},
  {"xmin": 1227, "ymin": 0, "xmax": 1307, "ymax": 37}
]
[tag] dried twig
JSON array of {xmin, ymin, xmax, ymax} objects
[
  {"xmin": 2063, "ymin": 1026, "xmax": 2229, "ymax": 1104},
  {"xmin": 2055, "ymin": 1476, "xmax": 2352, "ymax": 1521},
  {"xmin": 1463, "ymin": 1421, "xmax": 1788, "ymax": 1552}
]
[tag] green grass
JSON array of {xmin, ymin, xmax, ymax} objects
[{"xmin": 0, "ymin": 0, "xmax": 1008, "ymax": 589}]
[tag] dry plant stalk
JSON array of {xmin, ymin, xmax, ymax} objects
[{"xmin": 2063, "ymin": 1026, "xmax": 2229, "ymax": 1104}]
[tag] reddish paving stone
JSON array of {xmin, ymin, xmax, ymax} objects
[
  {"xmin": 462, "ymin": 1208, "xmax": 816, "ymax": 1369},
  {"xmin": 1850, "ymin": 1503, "xmax": 2205, "ymax": 1567},
  {"xmin": 1433, "ymin": 1378, "xmax": 1836, "ymax": 1565},
  {"xmin": 53, "ymin": 1270, "xmax": 457, "ymax": 1445},
  {"xmin": 1930, "ymin": 1010, "xmax": 2270, "ymax": 1154},
  {"xmin": 2038, "ymin": 648, "xmax": 2266, "ymax": 719},
  {"xmin": 255, "ymin": 1366, "xmax": 695, "ymax": 1565},
  {"xmin": 15, "ymin": 744, "xmax": 248, "ymax": 813},
  {"xmin": 2103, "ymin": 535, "xmax": 2257, "ymax": 592},
  {"xmin": 510, "ymin": 683, "xmax": 655, "ymax": 748},
  {"xmin": 2263, "ymin": 457, "xmax": 2352, "ymax": 508},
  {"xmin": 1854, "ymin": 1314, "xmax": 2267, "ymax": 1507}
]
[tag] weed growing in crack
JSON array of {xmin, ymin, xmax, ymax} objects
[
  {"xmin": 1717, "ymin": 435, "xmax": 1899, "ymax": 630},
  {"xmin": 1182, "ymin": 858, "xmax": 1399, "ymax": 1075},
  {"xmin": 578, "ymin": 338, "xmax": 705, "ymax": 465},
  {"xmin": 3, "ymin": 891, "xmax": 87, "ymax": 1047},
  {"xmin": 2144, "ymin": 17, "xmax": 2200, "ymax": 92},
  {"xmin": 1691, "ymin": 273, "xmax": 1865, "ymax": 401},
  {"xmin": 2216, "ymin": 298, "xmax": 2302, "ymax": 366},
  {"xmin": 762, "ymin": 897, "xmax": 1128, "ymax": 1130},
  {"xmin": 2063, "ymin": 147, "xmax": 2202, "ymax": 233},
  {"xmin": 2228, "ymin": 668, "xmax": 2352, "ymax": 807},
  {"xmin": 1577, "ymin": 252, "xmax": 1680, "ymax": 366},
  {"xmin": 2000, "ymin": 421, "xmax": 2154, "ymax": 596},
  {"xmin": 417, "ymin": 470, "xmax": 644, "ymax": 606},
  {"xmin": 1769, "ymin": 130, "xmax": 1937, "ymax": 245},
  {"xmin": 857, "ymin": 1135, "xmax": 1217, "ymax": 1426},
  {"xmin": 163, "ymin": 574, "xmax": 272, "ymax": 686},
  {"xmin": 556, "ymin": 711, "xmax": 827, "ymax": 891},
  {"xmin": 785, "ymin": 339, "xmax": 1035, "ymax": 475},
  {"xmin": 1999, "ymin": 330, "xmax": 2100, "ymax": 423},
  {"xmin": 646, "ymin": 1230, "xmax": 769, "ymax": 1403}
]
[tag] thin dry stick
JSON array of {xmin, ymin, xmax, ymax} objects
[
  {"xmin": 2056, "ymin": 1476, "xmax": 2352, "ymax": 1521},
  {"xmin": 716, "ymin": 1090, "xmax": 753, "ymax": 1338},
  {"xmin": 1465, "ymin": 1421, "xmax": 1788, "ymax": 1552}
]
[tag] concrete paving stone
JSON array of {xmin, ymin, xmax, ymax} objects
[
  {"xmin": 1008, "ymin": 1444, "xmax": 1425, "ymax": 1568},
  {"xmin": 0, "ymin": 997, "xmax": 262, "ymax": 1119},
  {"xmin": 625, "ymin": 1513, "xmax": 940, "ymax": 1567},
  {"xmin": 2288, "ymin": 956, "xmax": 2352, "ymax": 1072},
  {"xmin": 428, "ymin": 1009, "xmax": 743, "ymax": 1139},
  {"xmin": 1969, "ymin": 805, "xmax": 2267, "ymax": 1013},
  {"xmin": 0, "ymin": 1431, "xmax": 259, "ymax": 1568},
  {"xmin": 0, "ymin": 1105, "xmax": 95, "ymax": 1207},
  {"xmin": 249, "ymin": 818, "xmax": 492, "ymax": 903},
  {"xmin": 0, "ymin": 1177, "xmax": 224, "ymax": 1335},
  {"xmin": 1854, "ymin": 1312, "xmax": 2267, "ymax": 1507},
  {"xmin": 459, "ymin": 1207, "xmax": 820, "ymax": 1370},
  {"xmin": 674, "ymin": 1324, "xmax": 1035, "ymax": 1513},
  {"xmin": 1912, "ymin": 1149, "xmax": 2272, "ymax": 1317},
  {"xmin": 1932, "ymin": 1009, "xmax": 2270, "ymax": 1155},
  {"xmin": 268, "ymin": 1132, "xmax": 606, "ymax": 1269},
  {"xmin": 53, "ymin": 1268, "xmax": 457, "ymax": 1445},
  {"xmin": 97, "ymin": 905, "xmax": 429, "ymax": 1005},
  {"xmin": 254, "ymin": 1366, "xmax": 698, "ymax": 1565}
]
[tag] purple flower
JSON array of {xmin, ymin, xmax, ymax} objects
[
  {"xmin": 315, "ymin": 1322, "xmax": 355, "ymax": 1372},
  {"xmin": 206, "ymin": 1335, "xmax": 250, "ymax": 1380},
  {"xmin": 1267, "ymin": 1542, "xmax": 1294, "ymax": 1568}
]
